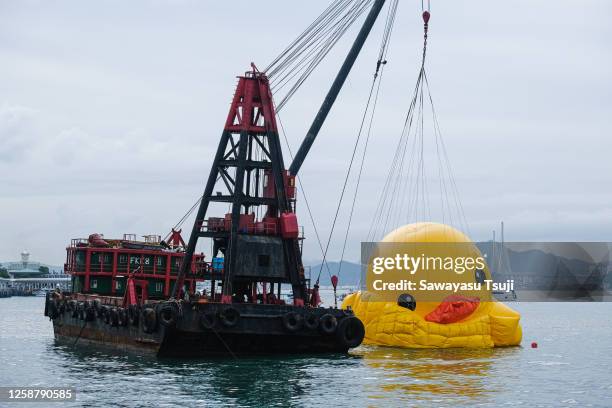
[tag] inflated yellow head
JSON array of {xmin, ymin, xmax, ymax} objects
[
  {"xmin": 382, "ymin": 222, "xmax": 472, "ymax": 243},
  {"xmin": 377, "ymin": 222, "xmax": 493, "ymax": 317},
  {"xmin": 343, "ymin": 222, "xmax": 522, "ymax": 348}
]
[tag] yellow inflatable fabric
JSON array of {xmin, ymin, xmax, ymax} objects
[{"xmin": 342, "ymin": 222, "xmax": 522, "ymax": 348}]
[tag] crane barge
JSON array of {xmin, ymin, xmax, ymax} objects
[{"xmin": 44, "ymin": 0, "xmax": 389, "ymax": 357}]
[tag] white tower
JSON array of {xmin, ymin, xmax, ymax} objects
[{"xmin": 21, "ymin": 250, "xmax": 30, "ymax": 267}]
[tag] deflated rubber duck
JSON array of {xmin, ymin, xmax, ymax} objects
[{"xmin": 342, "ymin": 222, "xmax": 522, "ymax": 348}]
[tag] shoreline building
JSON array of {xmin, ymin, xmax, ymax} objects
[{"xmin": 0, "ymin": 251, "xmax": 71, "ymax": 294}]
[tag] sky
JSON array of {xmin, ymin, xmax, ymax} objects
[{"xmin": 1, "ymin": 0, "xmax": 611, "ymax": 266}]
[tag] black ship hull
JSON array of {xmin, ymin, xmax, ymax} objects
[{"xmin": 47, "ymin": 295, "xmax": 364, "ymax": 357}]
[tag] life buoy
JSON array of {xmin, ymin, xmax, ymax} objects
[
  {"xmin": 282, "ymin": 312, "xmax": 303, "ymax": 332},
  {"xmin": 319, "ymin": 314, "xmax": 338, "ymax": 335},
  {"xmin": 158, "ymin": 303, "xmax": 179, "ymax": 328},
  {"xmin": 335, "ymin": 316, "xmax": 365, "ymax": 349},
  {"xmin": 304, "ymin": 313, "xmax": 319, "ymax": 330},
  {"xmin": 142, "ymin": 307, "xmax": 157, "ymax": 333},
  {"xmin": 199, "ymin": 312, "xmax": 217, "ymax": 330},
  {"xmin": 219, "ymin": 307, "xmax": 240, "ymax": 327},
  {"xmin": 128, "ymin": 305, "xmax": 139, "ymax": 326}
]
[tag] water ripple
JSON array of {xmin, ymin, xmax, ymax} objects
[{"xmin": 1, "ymin": 298, "xmax": 611, "ymax": 407}]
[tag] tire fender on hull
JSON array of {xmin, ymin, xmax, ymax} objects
[
  {"xmin": 319, "ymin": 314, "xmax": 338, "ymax": 335},
  {"xmin": 336, "ymin": 316, "xmax": 365, "ymax": 349},
  {"xmin": 128, "ymin": 305, "xmax": 139, "ymax": 326},
  {"xmin": 304, "ymin": 313, "xmax": 319, "ymax": 330},
  {"xmin": 219, "ymin": 307, "xmax": 240, "ymax": 328},
  {"xmin": 158, "ymin": 303, "xmax": 180, "ymax": 328},
  {"xmin": 282, "ymin": 312, "xmax": 304, "ymax": 332},
  {"xmin": 142, "ymin": 307, "xmax": 158, "ymax": 333}
]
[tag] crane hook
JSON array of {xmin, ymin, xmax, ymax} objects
[{"xmin": 421, "ymin": 1, "xmax": 431, "ymax": 35}]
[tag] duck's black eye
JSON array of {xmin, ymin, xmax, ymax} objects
[
  {"xmin": 475, "ymin": 269, "xmax": 486, "ymax": 284},
  {"xmin": 397, "ymin": 293, "xmax": 416, "ymax": 311}
]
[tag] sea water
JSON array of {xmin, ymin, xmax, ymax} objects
[{"xmin": 1, "ymin": 297, "xmax": 611, "ymax": 407}]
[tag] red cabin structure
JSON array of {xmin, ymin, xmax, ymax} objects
[
  {"xmin": 263, "ymin": 169, "xmax": 296, "ymax": 201},
  {"xmin": 64, "ymin": 233, "xmax": 206, "ymax": 299}
]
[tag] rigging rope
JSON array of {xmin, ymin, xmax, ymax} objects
[
  {"xmin": 265, "ymin": 0, "xmax": 374, "ymax": 112},
  {"xmin": 275, "ymin": 110, "xmax": 333, "ymax": 281},
  {"xmin": 274, "ymin": 1, "xmax": 372, "ymax": 111},
  {"xmin": 269, "ymin": 0, "xmax": 359, "ymax": 82},
  {"xmin": 263, "ymin": 1, "xmax": 469, "ymax": 301},
  {"xmin": 314, "ymin": 0, "xmax": 399, "ymax": 306},
  {"xmin": 336, "ymin": 0, "xmax": 399, "ymax": 290},
  {"xmin": 164, "ymin": 195, "xmax": 202, "ymax": 242},
  {"xmin": 366, "ymin": 6, "xmax": 470, "ymax": 249}
]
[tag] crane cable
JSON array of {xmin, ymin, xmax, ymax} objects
[
  {"xmin": 266, "ymin": 0, "xmax": 369, "ymax": 79},
  {"xmin": 366, "ymin": 3, "xmax": 470, "ymax": 246},
  {"xmin": 335, "ymin": 0, "xmax": 399, "ymax": 300},
  {"xmin": 366, "ymin": 7, "xmax": 432, "ymax": 242},
  {"xmin": 275, "ymin": 110, "xmax": 333, "ymax": 282},
  {"xmin": 163, "ymin": 195, "xmax": 202, "ymax": 243},
  {"xmin": 265, "ymin": 0, "xmax": 355, "ymax": 75},
  {"xmin": 314, "ymin": 0, "xmax": 399, "ymax": 306},
  {"xmin": 274, "ymin": 1, "xmax": 372, "ymax": 111},
  {"xmin": 269, "ymin": 0, "xmax": 365, "ymax": 83},
  {"xmin": 265, "ymin": 0, "xmax": 375, "ymax": 112}
]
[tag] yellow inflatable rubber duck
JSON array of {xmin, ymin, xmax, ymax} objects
[{"xmin": 342, "ymin": 222, "xmax": 522, "ymax": 348}]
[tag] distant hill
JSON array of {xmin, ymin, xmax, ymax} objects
[{"xmin": 303, "ymin": 260, "xmax": 362, "ymax": 287}]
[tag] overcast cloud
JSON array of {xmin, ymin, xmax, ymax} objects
[{"xmin": 1, "ymin": 0, "xmax": 611, "ymax": 265}]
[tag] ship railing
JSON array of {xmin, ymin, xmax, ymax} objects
[
  {"xmin": 70, "ymin": 238, "xmax": 89, "ymax": 247},
  {"xmin": 123, "ymin": 233, "xmax": 138, "ymax": 242},
  {"xmin": 143, "ymin": 234, "xmax": 161, "ymax": 244},
  {"xmin": 245, "ymin": 222, "xmax": 278, "ymax": 235},
  {"xmin": 199, "ymin": 218, "xmax": 224, "ymax": 232},
  {"xmin": 200, "ymin": 218, "xmax": 281, "ymax": 236}
]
